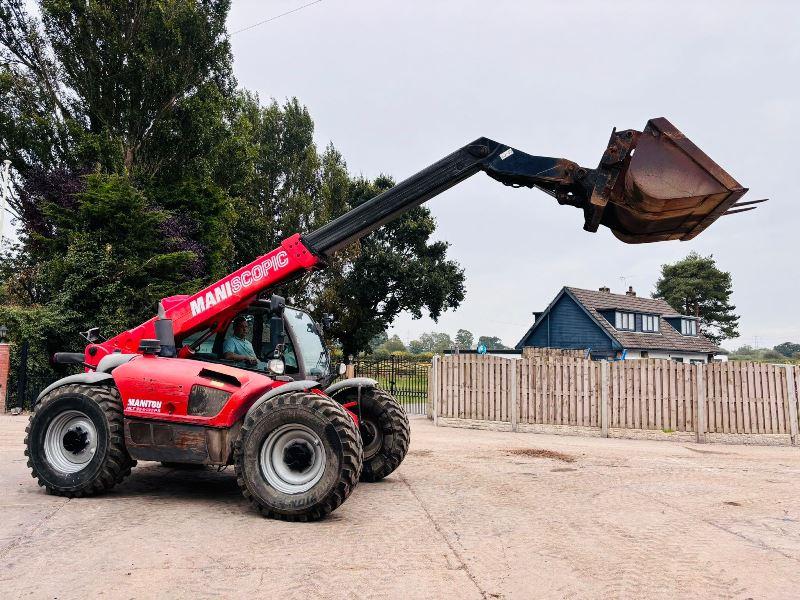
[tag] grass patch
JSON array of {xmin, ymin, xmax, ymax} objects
[{"xmin": 507, "ymin": 448, "xmax": 576, "ymax": 463}]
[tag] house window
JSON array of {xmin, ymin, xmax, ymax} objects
[
  {"xmin": 672, "ymin": 357, "xmax": 684, "ymax": 363},
  {"xmin": 615, "ymin": 311, "xmax": 634, "ymax": 331},
  {"xmin": 681, "ymin": 319, "xmax": 697, "ymax": 336},
  {"xmin": 642, "ymin": 314, "xmax": 659, "ymax": 332}
]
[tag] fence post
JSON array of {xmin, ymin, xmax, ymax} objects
[
  {"xmin": 600, "ymin": 360, "xmax": 609, "ymax": 437},
  {"xmin": 785, "ymin": 365, "xmax": 798, "ymax": 446},
  {"xmin": 510, "ymin": 358, "xmax": 519, "ymax": 432},
  {"xmin": 431, "ymin": 355, "xmax": 439, "ymax": 427},
  {"xmin": 16, "ymin": 340, "xmax": 28, "ymax": 411},
  {"xmin": 345, "ymin": 354, "xmax": 355, "ymax": 379},
  {"xmin": 0, "ymin": 341, "xmax": 9, "ymax": 413},
  {"xmin": 389, "ymin": 355, "xmax": 397, "ymax": 397},
  {"xmin": 696, "ymin": 364, "xmax": 706, "ymax": 443}
]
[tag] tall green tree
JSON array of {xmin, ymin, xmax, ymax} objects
[
  {"xmin": 455, "ymin": 329, "xmax": 474, "ymax": 350},
  {"xmin": 0, "ymin": 0, "xmax": 236, "ymax": 382},
  {"xmin": 0, "ymin": 0, "xmax": 232, "ymax": 177},
  {"xmin": 380, "ymin": 335, "xmax": 407, "ymax": 353},
  {"xmin": 477, "ymin": 335, "xmax": 508, "ymax": 350},
  {"xmin": 653, "ymin": 252, "xmax": 739, "ymax": 344},
  {"xmin": 0, "ymin": 0, "xmax": 466, "ymax": 382},
  {"xmin": 774, "ymin": 342, "xmax": 800, "ymax": 358},
  {"xmin": 408, "ymin": 332, "xmax": 453, "ymax": 354},
  {"xmin": 218, "ymin": 98, "xmax": 466, "ymax": 357}
]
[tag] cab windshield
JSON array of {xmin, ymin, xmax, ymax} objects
[
  {"xmin": 180, "ymin": 307, "xmax": 329, "ymax": 379},
  {"xmin": 286, "ymin": 308, "xmax": 330, "ymax": 377}
]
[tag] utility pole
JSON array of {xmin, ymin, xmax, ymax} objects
[{"xmin": 0, "ymin": 159, "xmax": 11, "ymax": 245}]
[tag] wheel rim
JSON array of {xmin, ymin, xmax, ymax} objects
[
  {"xmin": 360, "ymin": 419, "xmax": 383, "ymax": 460},
  {"xmin": 43, "ymin": 410, "xmax": 98, "ymax": 474},
  {"xmin": 259, "ymin": 424, "xmax": 327, "ymax": 494}
]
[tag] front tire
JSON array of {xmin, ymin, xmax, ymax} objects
[
  {"xmin": 234, "ymin": 391, "xmax": 362, "ymax": 521},
  {"xmin": 354, "ymin": 389, "xmax": 410, "ymax": 482},
  {"xmin": 24, "ymin": 384, "xmax": 135, "ymax": 496}
]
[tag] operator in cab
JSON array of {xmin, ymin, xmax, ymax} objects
[{"xmin": 223, "ymin": 316, "xmax": 258, "ymax": 367}]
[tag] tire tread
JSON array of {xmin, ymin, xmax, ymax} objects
[
  {"xmin": 234, "ymin": 391, "xmax": 362, "ymax": 521},
  {"xmin": 24, "ymin": 384, "xmax": 135, "ymax": 497}
]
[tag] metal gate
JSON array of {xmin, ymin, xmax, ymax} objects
[{"xmin": 353, "ymin": 355, "xmax": 429, "ymax": 415}]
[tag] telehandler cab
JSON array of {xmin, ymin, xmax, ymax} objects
[{"xmin": 24, "ymin": 118, "xmax": 759, "ymax": 520}]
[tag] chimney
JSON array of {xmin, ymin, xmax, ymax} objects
[
  {"xmin": 626, "ymin": 286, "xmax": 636, "ymax": 297},
  {"xmin": 599, "ymin": 286, "xmax": 610, "ymax": 293}
]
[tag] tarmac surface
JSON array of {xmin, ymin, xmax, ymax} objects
[{"xmin": 2, "ymin": 414, "xmax": 800, "ymax": 599}]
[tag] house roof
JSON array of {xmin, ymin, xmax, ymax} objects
[
  {"xmin": 566, "ymin": 287, "xmax": 720, "ymax": 353},
  {"xmin": 517, "ymin": 286, "xmax": 720, "ymax": 354}
]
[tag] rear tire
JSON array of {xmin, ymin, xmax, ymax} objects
[
  {"xmin": 354, "ymin": 389, "xmax": 410, "ymax": 482},
  {"xmin": 24, "ymin": 384, "xmax": 135, "ymax": 496},
  {"xmin": 234, "ymin": 391, "xmax": 362, "ymax": 521}
]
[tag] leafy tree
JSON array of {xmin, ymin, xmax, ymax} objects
[
  {"xmin": 431, "ymin": 333, "xmax": 454, "ymax": 353},
  {"xmin": 407, "ymin": 332, "xmax": 453, "ymax": 354},
  {"xmin": 653, "ymin": 252, "xmax": 739, "ymax": 345},
  {"xmin": 1, "ymin": 173, "xmax": 198, "ymax": 342},
  {"xmin": 380, "ymin": 335, "xmax": 407, "ymax": 353},
  {"xmin": 455, "ymin": 329, "xmax": 474, "ymax": 350},
  {"xmin": 0, "ymin": 0, "xmax": 236, "ymax": 383},
  {"xmin": 774, "ymin": 342, "xmax": 800, "ymax": 358},
  {"xmin": 0, "ymin": 0, "xmax": 232, "ymax": 176},
  {"xmin": 407, "ymin": 339, "xmax": 426, "ymax": 354},
  {"xmin": 0, "ymin": 0, "xmax": 466, "ymax": 380},
  {"xmin": 477, "ymin": 335, "xmax": 508, "ymax": 350},
  {"xmin": 369, "ymin": 331, "xmax": 389, "ymax": 350},
  {"xmin": 187, "ymin": 96, "xmax": 466, "ymax": 357}
]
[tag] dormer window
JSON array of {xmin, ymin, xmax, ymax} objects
[
  {"xmin": 615, "ymin": 311, "xmax": 634, "ymax": 331},
  {"xmin": 681, "ymin": 319, "xmax": 697, "ymax": 336},
  {"xmin": 642, "ymin": 314, "xmax": 659, "ymax": 332}
]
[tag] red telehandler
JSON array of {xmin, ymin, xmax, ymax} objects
[{"xmin": 24, "ymin": 118, "xmax": 758, "ymax": 520}]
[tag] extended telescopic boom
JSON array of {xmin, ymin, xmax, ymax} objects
[{"xmin": 86, "ymin": 118, "xmax": 753, "ymax": 363}]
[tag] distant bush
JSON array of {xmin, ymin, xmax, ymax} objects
[{"xmin": 726, "ymin": 345, "xmax": 799, "ymax": 364}]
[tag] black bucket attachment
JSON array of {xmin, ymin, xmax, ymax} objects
[{"xmin": 593, "ymin": 118, "xmax": 750, "ymax": 243}]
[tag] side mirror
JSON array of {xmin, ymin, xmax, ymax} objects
[
  {"xmin": 269, "ymin": 294, "xmax": 286, "ymax": 358},
  {"xmin": 80, "ymin": 327, "xmax": 102, "ymax": 343},
  {"xmin": 268, "ymin": 358, "xmax": 285, "ymax": 375},
  {"xmin": 338, "ymin": 363, "xmax": 347, "ymax": 376},
  {"xmin": 270, "ymin": 294, "xmax": 285, "ymax": 316}
]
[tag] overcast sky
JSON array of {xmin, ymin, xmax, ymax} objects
[{"xmin": 230, "ymin": 1, "xmax": 795, "ymax": 350}]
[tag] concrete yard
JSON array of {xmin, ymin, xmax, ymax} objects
[{"xmin": 2, "ymin": 414, "xmax": 800, "ymax": 599}]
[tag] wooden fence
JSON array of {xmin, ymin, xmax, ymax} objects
[{"xmin": 429, "ymin": 354, "xmax": 800, "ymax": 443}]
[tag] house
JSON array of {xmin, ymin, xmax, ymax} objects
[{"xmin": 516, "ymin": 286, "xmax": 720, "ymax": 363}]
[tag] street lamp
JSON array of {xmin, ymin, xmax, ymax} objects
[{"xmin": 0, "ymin": 324, "xmax": 7, "ymax": 343}]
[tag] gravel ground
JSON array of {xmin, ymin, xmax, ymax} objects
[{"xmin": 2, "ymin": 414, "xmax": 800, "ymax": 599}]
